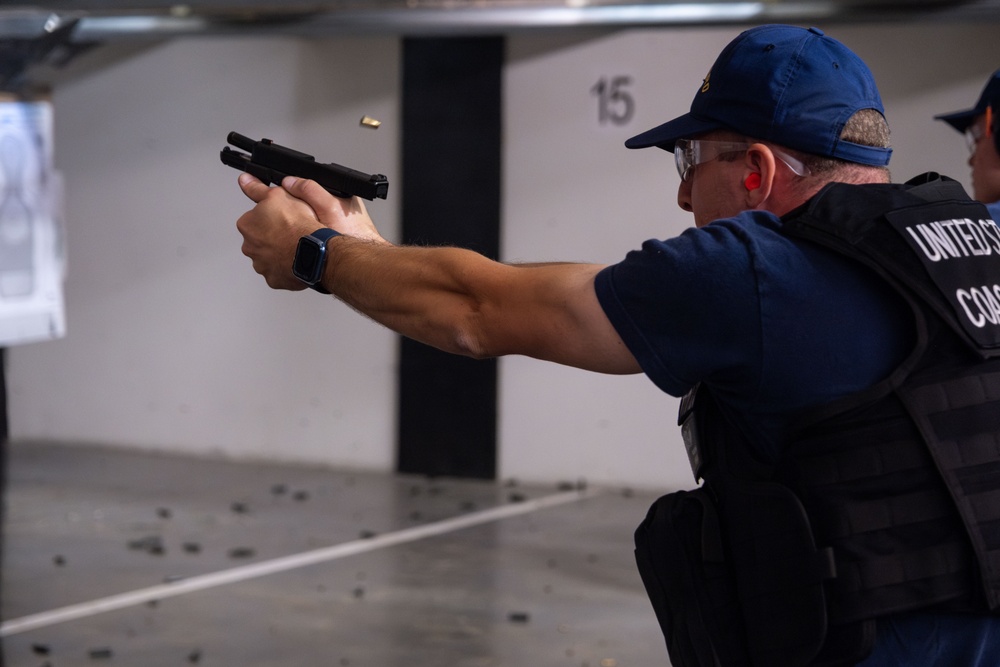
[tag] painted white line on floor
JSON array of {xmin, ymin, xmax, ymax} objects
[{"xmin": 1, "ymin": 487, "xmax": 599, "ymax": 637}]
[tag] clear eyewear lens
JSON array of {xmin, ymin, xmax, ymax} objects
[
  {"xmin": 673, "ymin": 138, "xmax": 811, "ymax": 183},
  {"xmin": 674, "ymin": 139, "xmax": 749, "ymax": 182},
  {"xmin": 967, "ymin": 125, "xmax": 985, "ymax": 154},
  {"xmin": 674, "ymin": 139, "xmax": 692, "ymax": 182}
]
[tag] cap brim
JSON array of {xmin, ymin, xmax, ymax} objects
[
  {"xmin": 934, "ymin": 108, "xmax": 978, "ymax": 133},
  {"xmin": 936, "ymin": 72, "xmax": 1000, "ymax": 133},
  {"xmin": 624, "ymin": 113, "xmax": 725, "ymax": 151}
]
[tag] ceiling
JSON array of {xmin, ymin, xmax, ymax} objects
[{"xmin": 2, "ymin": 0, "xmax": 999, "ymax": 89}]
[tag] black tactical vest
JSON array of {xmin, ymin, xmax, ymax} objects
[
  {"xmin": 635, "ymin": 174, "xmax": 1000, "ymax": 667},
  {"xmin": 779, "ymin": 173, "xmax": 1000, "ymax": 620}
]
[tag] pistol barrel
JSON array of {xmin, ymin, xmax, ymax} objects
[{"xmin": 226, "ymin": 132, "xmax": 255, "ymax": 152}]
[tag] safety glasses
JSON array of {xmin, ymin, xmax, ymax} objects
[
  {"xmin": 965, "ymin": 107, "xmax": 993, "ymax": 154},
  {"xmin": 674, "ymin": 138, "xmax": 811, "ymax": 182}
]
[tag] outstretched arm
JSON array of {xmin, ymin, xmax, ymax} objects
[{"xmin": 236, "ymin": 174, "xmax": 640, "ymax": 375}]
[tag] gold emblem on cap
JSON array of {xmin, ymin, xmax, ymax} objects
[{"xmin": 701, "ymin": 71, "xmax": 711, "ymax": 93}]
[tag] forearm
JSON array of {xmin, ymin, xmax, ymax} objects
[
  {"xmin": 319, "ymin": 237, "xmax": 636, "ymax": 373},
  {"xmin": 319, "ymin": 238, "xmax": 480, "ymax": 355},
  {"xmin": 322, "ymin": 237, "xmax": 545, "ymax": 356}
]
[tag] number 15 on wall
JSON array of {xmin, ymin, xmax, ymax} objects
[{"xmin": 591, "ymin": 75, "xmax": 635, "ymax": 126}]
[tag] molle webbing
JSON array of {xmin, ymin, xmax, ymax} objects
[
  {"xmin": 900, "ymin": 365, "xmax": 1000, "ymax": 608},
  {"xmin": 779, "ymin": 397, "xmax": 981, "ymax": 622}
]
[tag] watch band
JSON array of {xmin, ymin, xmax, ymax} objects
[
  {"xmin": 309, "ymin": 228, "xmax": 341, "ymax": 243},
  {"xmin": 295, "ymin": 228, "xmax": 342, "ymax": 294}
]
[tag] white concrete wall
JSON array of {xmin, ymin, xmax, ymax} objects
[
  {"xmin": 8, "ymin": 37, "xmax": 403, "ymax": 470},
  {"xmin": 7, "ymin": 21, "xmax": 1000, "ymax": 491}
]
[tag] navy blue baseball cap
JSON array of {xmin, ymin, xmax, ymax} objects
[
  {"xmin": 935, "ymin": 70, "xmax": 1000, "ymax": 133},
  {"xmin": 625, "ymin": 25, "xmax": 892, "ymax": 167}
]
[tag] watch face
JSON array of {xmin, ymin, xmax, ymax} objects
[{"xmin": 293, "ymin": 237, "xmax": 325, "ymax": 284}]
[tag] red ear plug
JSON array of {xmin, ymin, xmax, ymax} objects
[{"xmin": 744, "ymin": 173, "xmax": 762, "ymax": 191}]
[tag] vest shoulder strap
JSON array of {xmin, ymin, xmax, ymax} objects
[{"xmin": 783, "ymin": 174, "xmax": 1000, "ymax": 359}]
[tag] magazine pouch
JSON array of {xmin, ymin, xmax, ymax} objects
[{"xmin": 634, "ymin": 486, "xmax": 748, "ymax": 667}]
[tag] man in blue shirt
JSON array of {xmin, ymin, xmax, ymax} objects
[
  {"xmin": 936, "ymin": 70, "xmax": 1000, "ymax": 219},
  {"xmin": 234, "ymin": 25, "xmax": 1000, "ymax": 666}
]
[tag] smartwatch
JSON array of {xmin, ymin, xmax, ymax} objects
[{"xmin": 292, "ymin": 228, "xmax": 341, "ymax": 293}]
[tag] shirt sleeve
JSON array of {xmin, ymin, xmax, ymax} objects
[{"xmin": 595, "ymin": 214, "xmax": 773, "ymax": 398}]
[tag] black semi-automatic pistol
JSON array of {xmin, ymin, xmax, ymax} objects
[{"xmin": 220, "ymin": 131, "xmax": 389, "ymax": 201}]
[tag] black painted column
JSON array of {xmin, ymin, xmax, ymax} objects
[{"xmin": 398, "ymin": 36, "xmax": 503, "ymax": 479}]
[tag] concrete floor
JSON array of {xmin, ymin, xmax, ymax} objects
[{"xmin": 1, "ymin": 441, "xmax": 670, "ymax": 667}]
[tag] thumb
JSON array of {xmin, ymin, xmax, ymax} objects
[
  {"xmin": 238, "ymin": 173, "xmax": 271, "ymax": 203},
  {"xmin": 281, "ymin": 176, "xmax": 337, "ymax": 211}
]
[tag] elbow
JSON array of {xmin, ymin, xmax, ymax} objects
[
  {"xmin": 421, "ymin": 294, "xmax": 502, "ymax": 360},
  {"xmin": 449, "ymin": 307, "xmax": 500, "ymax": 360},
  {"xmin": 451, "ymin": 327, "xmax": 496, "ymax": 360}
]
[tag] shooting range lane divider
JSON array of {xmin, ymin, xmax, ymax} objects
[{"xmin": 0, "ymin": 486, "xmax": 601, "ymax": 636}]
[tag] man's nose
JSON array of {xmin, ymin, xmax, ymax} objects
[{"xmin": 677, "ymin": 179, "xmax": 693, "ymax": 213}]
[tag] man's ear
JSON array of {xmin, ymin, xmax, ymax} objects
[{"xmin": 743, "ymin": 144, "xmax": 777, "ymax": 208}]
